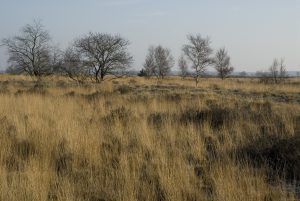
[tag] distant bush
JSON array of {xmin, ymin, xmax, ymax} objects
[{"xmin": 137, "ymin": 69, "xmax": 147, "ymax": 77}]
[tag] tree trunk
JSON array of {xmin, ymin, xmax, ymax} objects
[
  {"xmin": 100, "ymin": 72, "xmax": 105, "ymax": 81},
  {"xmin": 95, "ymin": 70, "xmax": 100, "ymax": 83},
  {"xmin": 195, "ymin": 76, "xmax": 199, "ymax": 87}
]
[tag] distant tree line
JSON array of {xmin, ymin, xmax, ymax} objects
[
  {"xmin": 2, "ymin": 20, "xmax": 290, "ymax": 85},
  {"xmin": 255, "ymin": 58, "xmax": 288, "ymax": 84},
  {"xmin": 139, "ymin": 34, "xmax": 234, "ymax": 85}
]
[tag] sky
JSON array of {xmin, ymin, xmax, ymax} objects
[{"xmin": 0, "ymin": 0, "xmax": 299, "ymax": 72}]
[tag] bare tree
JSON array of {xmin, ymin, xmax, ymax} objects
[
  {"xmin": 269, "ymin": 58, "xmax": 279, "ymax": 83},
  {"xmin": 267, "ymin": 58, "xmax": 288, "ymax": 84},
  {"xmin": 178, "ymin": 55, "xmax": 188, "ymax": 79},
  {"xmin": 269, "ymin": 58, "xmax": 287, "ymax": 83},
  {"xmin": 74, "ymin": 32, "xmax": 133, "ymax": 82},
  {"xmin": 49, "ymin": 46, "xmax": 64, "ymax": 74},
  {"xmin": 2, "ymin": 20, "xmax": 52, "ymax": 78},
  {"xmin": 182, "ymin": 34, "xmax": 214, "ymax": 85},
  {"xmin": 278, "ymin": 58, "xmax": 287, "ymax": 83},
  {"xmin": 154, "ymin": 46, "xmax": 174, "ymax": 79},
  {"xmin": 60, "ymin": 47, "xmax": 89, "ymax": 83},
  {"xmin": 143, "ymin": 46, "xmax": 156, "ymax": 77},
  {"xmin": 214, "ymin": 48, "xmax": 234, "ymax": 79},
  {"xmin": 143, "ymin": 45, "xmax": 174, "ymax": 79}
]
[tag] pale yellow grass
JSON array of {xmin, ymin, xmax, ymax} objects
[{"xmin": 0, "ymin": 75, "xmax": 299, "ymax": 201}]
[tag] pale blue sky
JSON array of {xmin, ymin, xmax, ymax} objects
[{"xmin": 0, "ymin": 0, "xmax": 299, "ymax": 71}]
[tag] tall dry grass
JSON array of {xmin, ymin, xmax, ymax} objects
[{"xmin": 0, "ymin": 75, "xmax": 299, "ymax": 201}]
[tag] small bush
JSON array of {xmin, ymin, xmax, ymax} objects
[{"xmin": 137, "ymin": 69, "xmax": 147, "ymax": 77}]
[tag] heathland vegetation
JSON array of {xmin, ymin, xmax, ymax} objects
[
  {"xmin": 0, "ymin": 20, "xmax": 299, "ymax": 201},
  {"xmin": 0, "ymin": 75, "xmax": 299, "ymax": 200}
]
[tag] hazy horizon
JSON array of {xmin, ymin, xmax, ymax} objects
[{"xmin": 0, "ymin": 0, "xmax": 299, "ymax": 71}]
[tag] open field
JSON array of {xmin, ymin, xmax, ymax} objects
[{"xmin": 0, "ymin": 75, "xmax": 300, "ymax": 201}]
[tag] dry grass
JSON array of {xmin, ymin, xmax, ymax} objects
[{"xmin": 0, "ymin": 75, "xmax": 299, "ymax": 201}]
